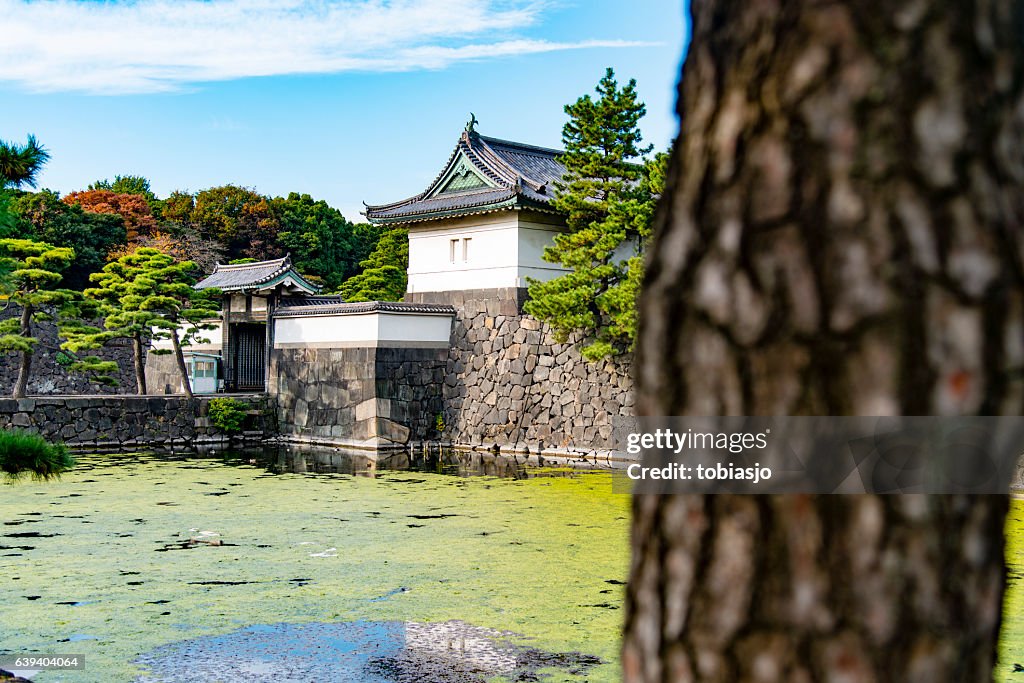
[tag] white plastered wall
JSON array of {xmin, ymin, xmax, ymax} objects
[
  {"xmin": 274, "ymin": 311, "xmax": 453, "ymax": 348},
  {"xmin": 149, "ymin": 320, "xmax": 223, "ymax": 353},
  {"xmin": 406, "ymin": 210, "xmax": 570, "ymax": 292}
]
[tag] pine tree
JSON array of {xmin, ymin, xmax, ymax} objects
[
  {"xmin": 0, "ymin": 239, "xmax": 75, "ymax": 398},
  {"xmin": 64, "ymin": 248, "xmax": 188, "ymax": 394},
  {"xmin": 71, "ymin": 248, "xmax": 220, "ymax": 398},
  {"xmin": 338, "ymin": 227, "xmax": 408, "ymax": 302},
  {"xmin": 524, "ymin": 68, "xmax": 663, "ymax": 360}
]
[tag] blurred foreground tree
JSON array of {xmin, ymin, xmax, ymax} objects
[{"xmin": 624, "ymin": 1, "xmax": 1024, "ymax": 681}]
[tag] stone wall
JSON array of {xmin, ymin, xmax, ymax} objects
[
  {"xmin": 271, "ymin": 346, "xmax": 447, "ymax": 449},
  {"xmin": 407, "ymin": 288, "xmax": 634, "ymax": 453},
  {"xmin": 146, "ymin": 352, "xmax": 183, "ymax": 395},
  {"xmin": 0, "ymin": 305, "xmax": 136, "ymax": 396},
  {"xmin": 0, "ymin": 394, "xmax": 275, "ymax": 449}
]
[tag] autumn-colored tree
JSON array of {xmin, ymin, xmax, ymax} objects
[
  {"xmin": 88, "ymin": 175, "xmax": 157, "ymax": 203},
  {"xmin": 9, "ymin": 190, "xmax": 126, "ymax": 289},
  {"xmin": 190, "ymin": 185, "xmax": 282, "ymax": 260},
  {"xmin": 63, "ymin": 189, "xmax": 157, "ymax": 242}
]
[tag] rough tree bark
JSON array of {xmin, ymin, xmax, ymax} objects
[
  {"xmin": 132, "ymin": 333, "xmax": 147, "ymax": 395},
  {"xmin": 170, "ymin": 332, "xmax": 193, "ymax": 399},
  {"xmin": 625, "ymin": 1, "xmax": 1024, "ymax": 681},
  {"xmin": 12, "ymin": 303, "xmax": 33, "ymax": 399}
]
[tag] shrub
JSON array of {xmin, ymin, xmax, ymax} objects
[
  {"xmin": 208, "ymin": 398, "xmax": 248, "ymax": 434},
  {"xmin": 0, "ymin": 429, "xmax": 75, "ymax": 481}
]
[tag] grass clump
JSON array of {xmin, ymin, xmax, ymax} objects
[
  {"xmin": 208, "ymin": 398, "xmax": 248, "ymax": 434},
  {"xmin": 0, "ymin": 428, "xmax": 74, "ymax": 481}
]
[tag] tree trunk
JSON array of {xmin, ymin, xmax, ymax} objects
[
  {"xmin": 132, "ymin": 333, "xmax": 148, "ymax": 395},
  {"xmin": 625, "ymin": 1, "xmax": 1024, "ymax": 681},
  {"xmin": 12, "ymin": 303, "xmax": 33, "ymax": 399},
  {"xmin": 170, "ymin": 331, "xmax": 193, "ymax": 399}
]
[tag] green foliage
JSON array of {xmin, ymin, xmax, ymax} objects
[
  {"xmin": 524, "ymin": 68, "xmax": 665, "ymax": 360},
  {"xmin": 7, "ymin": 190, "xmax": 127, "ymax": 289},
  {"xmin": 0, "ymin": 428, "xmax": 74, "ymax": 481},
  {"xmin": 0, "ymin": 135, "xmax": 49, "ymax": 190},
  {"xmin": 93, "ymin": 247, "xmax": 218, "ymax": 346},
  {"xmin": 207, "ymin": 398, "xmax": 249, "ymax": 434},
  {"xmin": 88, "ymin": 175, "xmax": 157, "ymax": 202},
  {"xmin": 0, "ymin": 237, "xmax": 76, "ymax": 356},
  {"xmin": 274, "ymin": 193, "xmax": 376, "ymax": 291},
  {"xmin": 188, "ymin": 185, "xmax": 281, "ymax": 260},
  {"xmin": 227, "ymin": 258, "xmax": 258, "ymax": 265},
  {"xmin": 338, "ymin": 227, "xmax": 408, "ymax": 302},
  {"xmin": 435, "ymin": 413, "xmax": 446, "ymax": 434},
  {"xmin": 0, "ymin": 135, "xmax": 49, "ymax": 239}
]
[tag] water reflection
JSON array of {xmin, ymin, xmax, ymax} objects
[
  {"xmin": 187, "ymin": 444, "xmax": 589, "ymax": 480},
  {"xmin": 135, "ymin": 619, "xmax": 600, "ymax": 683}
]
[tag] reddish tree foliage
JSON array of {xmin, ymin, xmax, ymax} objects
[{"xmin": 63, "ymin": 189, "xmax": 157, "ymax": 242}]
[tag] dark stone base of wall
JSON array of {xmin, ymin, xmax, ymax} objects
[
  {"xmin": 405, "ymin": 288, "xmax": 634, "ymax": 454},
  {"xmin": 272, "ymin": 346, "xmax": 446, "ymax": 449},
  {"xmin": 0, "ymin": 395, "xmax": 275, "ymax": 449},
  {"xmin": 439, "ymin": 292, "xmax": 633, "ymax": 454}
]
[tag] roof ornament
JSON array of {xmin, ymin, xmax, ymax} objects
[{"xmin": 465, "ymin": 113, "xmax": 478, "ymax": 133}]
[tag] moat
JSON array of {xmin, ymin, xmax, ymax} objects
[{"xmin": 0, "ymin": 447, "xmax": 629, "ymax": 682}]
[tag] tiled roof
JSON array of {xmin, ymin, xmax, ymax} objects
[
  {"xmin": 363, "ymin": 130, "xmax": 567, "ymax": 225},
  {"xmin": 195, "ymin": 255, "xmax": 320, "ymax": 294},
  {"xmin": 274, "ymin": 298, "xmax": 456, "ymax": 318}
]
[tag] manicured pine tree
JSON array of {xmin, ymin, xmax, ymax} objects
[
  {"xmin": 63, "ymin": 247, "xmax": 170, "ymax": 394},
  {"xmin": 74, "ymin": 248, "xmax": 219, "ymax": 398},
  {"xmin": 338, "ymin": 227, "xmax": 408, "ymax": 302},
  {"xmin": 0, "ymin": 238, "xmax": 75, "ymax": 398},
  {"xmin": 524, "ymin": 68, "xmax": 663, "ymax": 360}
]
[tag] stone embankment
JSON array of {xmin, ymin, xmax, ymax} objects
[
  {"xmin": 410, "ymin": 288, "xmax": 634, "ymax": 454},
  {"xmin": 0, "ymin": 305, "xmax": 136, "ymax": 396},
  {"xmin": 0, "ymin": 395, "xmax": 274, "ymax": 449}
]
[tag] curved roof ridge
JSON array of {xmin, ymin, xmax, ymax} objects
[
  {"xmin": 363, "ymin": 126, "xmax": 568, "ymax": 225},
  {"xmin": 477, "ymin": 134, "xmax": 564, "ymax": 157},
  {"xmin": 212, "ymin": 254, "xmax": 290, "ymax": 273}
]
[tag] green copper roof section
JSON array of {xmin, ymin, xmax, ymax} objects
[{"xmin": 363, "ymin": 125, "xmax": 567, "ymax": 226}]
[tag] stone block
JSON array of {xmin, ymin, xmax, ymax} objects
[{"xmin": 374, "ymin": 417, "xmax": 410, "ymax": 444}]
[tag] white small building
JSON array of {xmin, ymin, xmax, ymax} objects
[{"xmin": 363, "ymin": 121, "xmax": 572, "ymax": 294}]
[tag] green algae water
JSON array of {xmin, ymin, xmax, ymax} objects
[
  {"xmin": 1000, "ymin": 498, "xmax": 1024, "ymax": 681},
  {"xmin": 0, "ymin": 449, "xmax": 630, "ymax": 682}
]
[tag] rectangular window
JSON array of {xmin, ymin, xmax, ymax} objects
[
  {"xmin": 462, "ymin": 237, "xmax": 471, "ymax": 262},
  {"xmin": 450, "ymin": 239, "xmax": 458, "ymax": 263}
]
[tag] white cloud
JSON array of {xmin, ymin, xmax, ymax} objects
[{"xmin": 0, "ymin": 0, "xmax": 650, "ymax": 94}]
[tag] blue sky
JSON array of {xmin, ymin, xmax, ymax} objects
[{"xmin": 0, "ymin": 0, "xmax": 689, "ymax": 222}]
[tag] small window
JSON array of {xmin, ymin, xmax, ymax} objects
[
  {"xmin": 450, "ymin": 239, "xmax": 458, "ymax": 263},
  {"xmin": 462, "ymin": 237, "xmax": 471, "ymax": 262}
]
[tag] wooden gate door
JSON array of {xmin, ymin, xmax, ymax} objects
[{"xmin": 232, "ymin": 323, "xmax": 266, "ymax": 391}]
